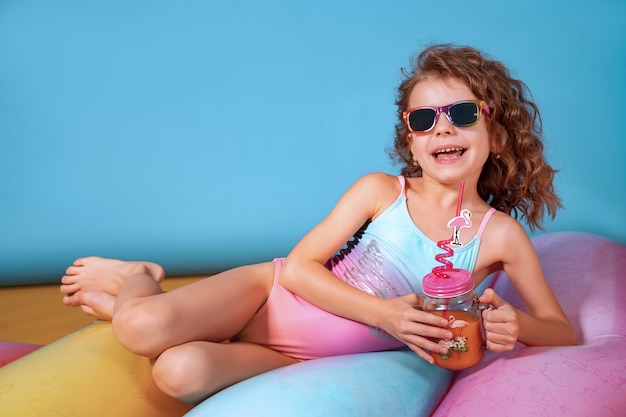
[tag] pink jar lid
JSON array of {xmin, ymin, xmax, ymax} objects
[{"xmin": 422, "ymin": 268, "xmax": 473, "ymax": 298}]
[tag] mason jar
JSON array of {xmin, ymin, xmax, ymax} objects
[{"xmin": 422, "ymin": 268, "xmax": 489, "ymax": 370}]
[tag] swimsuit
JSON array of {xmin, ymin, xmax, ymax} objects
[{"xmin": 234, "ymin": 176, "xmax": 496, "ymax": 360}]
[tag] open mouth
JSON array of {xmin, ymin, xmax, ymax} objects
[{"xmin": 433, "ymin": 147, "xmax": 466, "ymax": 161}]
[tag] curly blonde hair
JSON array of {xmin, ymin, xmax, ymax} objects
[{"xmin": 389, "ymin": 44, "xmax": 561, "ymax": 231}]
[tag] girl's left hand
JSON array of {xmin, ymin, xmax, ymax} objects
[{"xmin": 479, "ymin": 288, "xmax": 519, "ymax": 352}]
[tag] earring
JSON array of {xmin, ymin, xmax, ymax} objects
[
  {"xmin": 494, "ymin": 153, "xmax": 501, "ymax": 160},
  {"xmin": 412, "ymin": 159, "xmax": 419, "ymax": 167}
]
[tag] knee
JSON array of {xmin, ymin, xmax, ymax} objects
[
  {"xmin": 152, "ymin": 343, "xmax": 217, "ymax": 404},
  {"xmin": 112, "ymin": 302, "xmax": 170, "ymax": 357}
]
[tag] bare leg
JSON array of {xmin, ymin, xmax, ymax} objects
[
  {"xmin": 114, "ymin": 262, "xmax": 298, "ymax": 403},
  {"xmin": 152, "ymin": 341, "xmax": 298, "ymax": 404},
  {"xmin": 110, "ymin": 262, "xmax": 276, "ymax": 357},
  {"xmin": 60, "ymin": 257, "xmax": 297, "ymax": 402}
]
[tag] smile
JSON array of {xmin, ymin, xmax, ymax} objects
[{"xmin": 433, "ymin": 147, "xmax": 467, "ymax": 160}]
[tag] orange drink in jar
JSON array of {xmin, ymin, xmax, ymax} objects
[{"xmin": 431, "ymin": 310, "xmax": 485, "ymax": 370}]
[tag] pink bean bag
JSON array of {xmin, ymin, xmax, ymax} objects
[
  {"xmin": 0, "ymin": 342, "xmax": 41, "ymax": 367},
  {"xmin": 431, "ymin": 232, "xmax": 626, "ymax": 417}
]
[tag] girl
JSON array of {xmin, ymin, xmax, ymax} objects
[{"xmin": 60, "ymin": 44, "xmax": 575, "ymax": 405}]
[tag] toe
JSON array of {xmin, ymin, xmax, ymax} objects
[
  {"xmin": 62, "ymin": 295, "xmax": 72, "ymax": 306},
  {"xmin": 61, "ymin": 274, "xmax": 78, "ymax": 285},
  {"xmin": 73, "ymin": 257, "xmax": 93, "ymax": 267},
  {"xmin": 146, "ymin": 262, "xmax": 166, "ymax": 283},
  {"xmin": 63, "ymin": 292, "xmax": 82, "ymax": 307},
  {"xmin": 72, "ymin": 258, "xmax": 85, "ymax": 267},
  {"xmin": 75, "ymin": 256, "xmax": 103, "ymax": 266},
  {"xmin": 65, "ymin": 265, "xmax": 82, "ymax": 276},
  {"xmin": 60, "ymin": 282, "xmax": 80, "ymax": 295}
]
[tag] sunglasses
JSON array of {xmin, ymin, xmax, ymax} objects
[{"xmin": 403, "ymin": 100, "xmax": 490, "ymax": 133}]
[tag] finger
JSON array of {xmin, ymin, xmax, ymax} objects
[
  {"xmin": 478, "ymin": 288, "xmax": 494, "ymax": 304},
  {"xmin": 407, "ymin": 344, "xmax": 435, "ymax": 363},
  {"xmin": 482, "ymin": 303, "xmax": 516, "ymax": 324},
  {"xmin": 410, "ymin": 309, "xmax": 450, "ymax": 328},
  {"xmin": 484, "ymin": 337, "xmax": 515, "ymax": 352},
  {"xmin": 484, "ymin": 326, "xmax": 516, "ymax": 343},
  {"xmin": 479, "ymin": 288, "xmax": 508, "ymax": 309},
  {"xmin": 483, "ymin": 322, "xmax": 518, "ymax": 350},
  {"xmin": 398, "ymin": 321, "xmax": 453, "ymax": 355},
  {"xmin": 412, "ymin": 295, "xmax": 425, "ymax": 310},
  {"xmin": 397, "ymin": 293, "xmax": 423, "ymax": 308},
  {"xmin": 397, "ymin": 311, "xmax": 453, "ymax": 347},
  {"xmin": 485, "ymin": 339, "xmax": 505, "ymax": 352},
  {"xmin": 414, "ymin": 324, "xmax": 453, "ymax": 343}
]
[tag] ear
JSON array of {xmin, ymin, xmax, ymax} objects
[{"xmin": 406, "ymin": 133, "xmax": 414, "ymax": 148}]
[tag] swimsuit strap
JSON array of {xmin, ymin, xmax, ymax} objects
[
  {"xmin": 476, "ymin": 207, "xmax": 496, "ymax": 239},
  {"xmin": 397, "ymin": 175, "xmax": 407, "ymax": 197},
  {"xmin": 397, "ymin": 175, "xmax": 493, "ymax": 240}
]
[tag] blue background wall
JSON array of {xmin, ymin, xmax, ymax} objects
[{"xmin": 1, "ymin": 0, "xmax": 624, "ymax": 285}]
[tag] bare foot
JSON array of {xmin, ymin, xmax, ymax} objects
[
  {"xmin": 60, "ymin": 256, "xmax": 165, "ymax": 308},
  {"xmin": 76, "ymin": 291, "xmax": 117, "ymax": 321}
]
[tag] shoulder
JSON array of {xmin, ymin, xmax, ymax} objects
[
  {"xmin": 488, "ymin": 211, "xmax": 528, "ymax": 239},
  {"xmin": 480, "ymin": 210, "xmax": 536, "ymax": 263},
  {"xmin": 482, "ymin": 211, "xmax": 530, "ymax": 245},
  {"xmin": 339, "ymin": 172, "xmax": 402, "ymax": 218},
  {"xmin": 349, "ymin": 172, "xmax": 401, "ymax": 202},
  {"xmin": 351, "ymin": 172, "xmax": 401, "ymax": 191}
]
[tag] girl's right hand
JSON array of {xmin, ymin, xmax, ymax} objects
[{"xmin": 379, "ymin": 294, "xmax": 453, "ymax": 364}]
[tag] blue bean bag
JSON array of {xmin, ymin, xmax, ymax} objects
[{"xmin": 186, "ymin": 349, "xmax": 452, "ymax": 417}]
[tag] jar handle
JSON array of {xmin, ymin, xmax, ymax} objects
[
  {"xmin": 472, "ymin": 295, "xmax": 494, "ymax": 312},
  {"xmin": 474, "ymin": 296, "xmax": 494, "ymax": 350},
  {"xmin": 478, "ymin": 302, "xmax": 494, "ymax": 311}
]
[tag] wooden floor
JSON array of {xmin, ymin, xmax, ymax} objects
[{"xmin": 0, "ymin": 276, "xmax": 202, "ymax": 345}]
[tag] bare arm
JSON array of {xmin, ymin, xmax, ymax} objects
[
  {"xmin": 479, "ymin": 219, "xmax": 576, "ymax": 350},
  {"xmin": 279, "ymin": 173, "xmax": 452, "ymax": 363}
]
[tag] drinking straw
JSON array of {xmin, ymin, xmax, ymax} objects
[{"xmin": 432, "ymin": 181, "xmax": 465, "ymax": 279}]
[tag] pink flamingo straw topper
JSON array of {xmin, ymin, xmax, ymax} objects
[
  {"xmin": 432, "ymin": 181, "xmax": 472, "ymax": 279},
  {"xmin": 448, "ymin": 208, "xmax": 472, "ymax": 246}
]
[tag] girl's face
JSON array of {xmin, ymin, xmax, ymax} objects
[{"xmin": 407, "ymin": 77, "xmax": 492, "ymax": 185}]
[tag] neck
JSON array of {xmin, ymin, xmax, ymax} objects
[{"xmin": 415, "ymin": 177, "xmax": 480, "ymax": 210}]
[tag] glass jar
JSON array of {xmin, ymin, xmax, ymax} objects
[{"xmin": 422, "ymin": 268, "xmax": 489, "ymax": 370}]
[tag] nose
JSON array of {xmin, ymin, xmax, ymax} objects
[{"xmin": 433, "ymin": 112, "xmax": 455, "ymax": 136}]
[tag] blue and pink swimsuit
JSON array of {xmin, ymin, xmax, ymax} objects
[{"xmin": 234, "ymin": 176, "xmax": 495, "ymax": 360}]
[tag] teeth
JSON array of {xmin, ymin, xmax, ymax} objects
[
  {"xmin": 433, "ymin": 147, "xmax": 466, "ymax": 160},
  {"xmin": 435, "ymin": 147, "xmax": 464, "ymax": 154}
]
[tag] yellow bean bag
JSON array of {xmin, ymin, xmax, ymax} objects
[{"xmin": 0, "ymin": 321, "xmax": 191, "ymax": 417}]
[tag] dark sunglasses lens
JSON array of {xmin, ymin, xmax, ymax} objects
[
  {"xmin": 449, "ymin": 102, "xmax": 480, "ymax": 126},
  {"xmin": 408, "ymin": 108, "xmax": 436, "ymax": 132}
]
